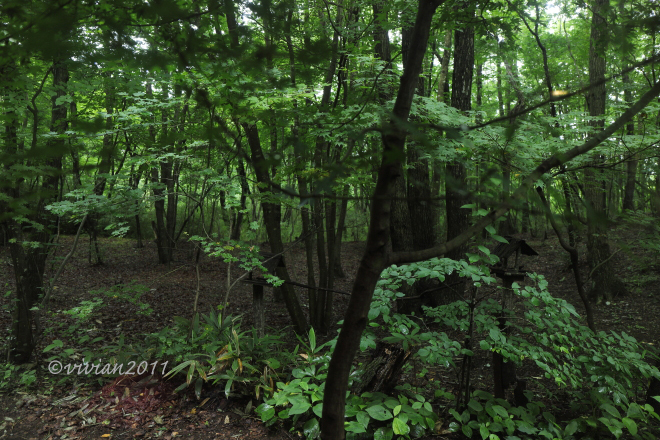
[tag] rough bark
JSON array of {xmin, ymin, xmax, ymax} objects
[{"xmin": 442, "ymin": 15, "xmax": 474, "ymax": 305}]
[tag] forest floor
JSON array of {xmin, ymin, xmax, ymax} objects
[{"xmin": 1, "ymin": 218, "xmax": 660, "ymax": 440}]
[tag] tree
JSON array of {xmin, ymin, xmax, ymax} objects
[{"xmin": 584, "ymin": 0, "xmax": 622, "ymax": 303}]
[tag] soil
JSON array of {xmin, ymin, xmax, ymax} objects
[{"xmin": 1, "ymin": 220, "xmax": 659, "ymax": 440}]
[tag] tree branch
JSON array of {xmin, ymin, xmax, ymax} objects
[{"xmin": 389, "ymin": 79, "xmax": 660, "ymax": 265}]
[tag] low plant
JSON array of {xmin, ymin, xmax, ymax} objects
[
  {"xmin": 0, "ymin": 363, "xmax": 38, "ymax": 391},
  {"xmin": 94, "ymin": 281, "xmax": 152, "ymax": 315},
  {"xmin": 161, "ymin": 310, "xmax": 286, "ymax": 399},
  {"xmin": 429, "ymin": 274, "xmax": 660, "ymax": 439},
  {"xmin": 256, "ymin": 328, "xmax": 440, "ymax": 439}
]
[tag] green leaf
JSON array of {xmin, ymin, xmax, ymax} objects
[
  {"xmin": 468, "ymin": 399, "xmax": 484, "ymax": 412},
  {"xmin": 194, "ymin": 377, "xmax": 203, "ymax": 400},
  {"xmin": 392, "ymin": 417, "xmax": 410, "ymax": 436},
  {"xmin": 288, "ymin": 396, "xmax": 311, "ymax": 415},
  {"xmin": 308, "ymin": 327, "xmax": 317, "ymax": 352},
  {"xmin": 601, "ymin": 403, "xmax": 621, "ymax": 418},
  {"xmin": 356, "ymin": 410, "xmax": 370, "ymax": 428},
  {"xmin": 303, "ymin": 418, "xmax": 320, "ymax": 439},
  {"xmin": 374, "ymin": 427, "xmax": 393, "ymax": 440},
  {"xmin": 492, "ymin": 404, "xmax": 508, "ymax": 418},
  {"xmin": 345, "ymin": 421, "xmax": 367, "ymax": 433},
  {"xmin": 256, "ymin": 403, "xmax": 275, "ymax": 422},
  {"xmin": 492, "ymin": 234, "xmax": 509, "ymax": 243},
  {"xmin": 366, "ymin": 404, "xmax": 393, "ymax": 421},
  {"xmin": 622, "ymin": 417, "xmax": 637, "ymax": 435},
  {"xmin": 479, "ymin": 424, "xmax": 489, "ymax": 439},
  {"xmin": 43, "ymin": 339, "xmax": 64, "ymax": 352},
  {"xmin": 564, "ymin": 420, "xmax": 578, "ymax": 436}
]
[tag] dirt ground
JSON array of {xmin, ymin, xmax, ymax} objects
[{"xmin": 1, "ymin": 220, "xmax": 659, "ymax": 440}]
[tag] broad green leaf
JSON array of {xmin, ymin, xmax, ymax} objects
[
  {"xmin": 622, "ymin": 417, "xmax": 637, "ymax": 435},
  {"xmin": 374, "ymin": 427, "xmax": 393, "ymax": 440},
  {"xmin": 392, "ymin": 416, "xmax": 410, "ymax": 436},
  {"xmin": 366, "ymin": 404, "xmax": 393, "ymax": 421}
]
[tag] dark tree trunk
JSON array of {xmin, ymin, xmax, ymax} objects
[
  {"xmin": 437, "ymin": 30, "xmax": 451, "ymax": 104},
  {"xmin": 622, "ymin": 66, "xmax": 637, "ymax": 211},
  {"xmin": 244, "ymin": 123, "xmax": 308, "ymax": 334},
  {"xmin": 321, "ymin": 2, "xmax": 442, "ymax": 438},
  {"xmin": 88, "ymin": 72, "xmax": 116, "ymax": 265},
  {"xmin": 407, "ymin": 147, "xmax": 437, "ymax": 250},
  {"xmin": 585, "ymin": 0, "xmax": 621, "ymax": 303},
  {"xmin": 442, "ymin": 14, "xmax": 474, "ymax": 306},
  {"xmin": 7, "ymin": 60, "xmax": 68, "ymax": 363}
]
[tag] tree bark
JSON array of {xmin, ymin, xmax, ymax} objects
[
  {"xmin": 442, "ymin": 12, "xmax": 474, "ymax": 305},
  {"xmin": 8, "ymin": 60, "xmax": 68, "ymax": 363},
  {"xmin": 585, "ymin": 0, "xmax": 621, "ymax": 303}
]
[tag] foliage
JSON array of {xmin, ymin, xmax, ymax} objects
[
  {"xmin": 427, "ymin": 273, "xmax": 660, "ymax": 439},
  {"xmin": 450, "ymin": 389, "xmax": 660, "ymax": 440},
  {"xmin": 255, "ymin": 328, "xmax": 439, "ymax": 439},
  {"xmin": 160, "ymin": 310, "xmax": 285, "ymax": 400},
  {"xmin": 94, "ymin": 281, "xmax": 153, "ymax": 316}
]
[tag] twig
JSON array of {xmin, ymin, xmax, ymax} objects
[
  {"xmin": 40, "ymin": 214, "xmax": 88, "ymax": 312},
  {"xmin": 588, "ymin": 248, "xmax": 622, "ymax": 280}
]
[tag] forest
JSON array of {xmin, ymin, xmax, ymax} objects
[{"xmin": 2, "ymin": 0, "xmax": 660, "ymax": 439}]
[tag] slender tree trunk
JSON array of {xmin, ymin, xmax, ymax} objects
[
  {"xmin": 333, "ymin": 185, "xmax": 349, "ymax": 278},
  {"xmin": 437, "ymin": 30, "xmax": 451, "ymax": 104},
  {"xmin": 622, "ymin": 67, "xmax": 637, "ymax": 211},
  {"xmin": 244, "ymin": 123, "xmax": 308, "ymax": 334},
  {"xmin": 230, "ymin": 156, "xmax": 249, "ymax": 240},
  {"xmin": 88, "ymin": 72, "xmax": 116, "ymax": 265}
]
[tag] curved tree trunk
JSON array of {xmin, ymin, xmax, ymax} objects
[{"xmin": 321, "ymin": 2, "xmax": 442, "ymax": 438}]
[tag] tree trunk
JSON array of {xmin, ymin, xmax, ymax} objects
[
  {"xmin": 321, "ymin": 2, "xmax": 441, "ymax": 437},
  {"xmin": 243, "ymin": 123, "xmax": 308, "ymax": 334},
  {"xmin": 585, "ymin": 0, "xmax": 622, "ymax": 303},
  {"xmin": 8, "ymin": 60, "xmax": 68, "ymax": 363},
  {"xmin": 442, "ymin": 13, "xmax": 474, "ymax": 306},
  {"xmin": 437, "ymin": 30, "xmax": 451, "ymax": 104},
  {"xmin": 333, "ymin": 185, "xmax": 349, "ymax": 278},
  {"xmin": 230, "ymin": 157, "xmax": 249, "ymax": 240},
  {"xmin": 88, "ymin": 72, "xmax": 117, "ymax": 265},
  {"xmin": 622, "ymin": 67, "xmax": 637, "ymax": 211}
]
